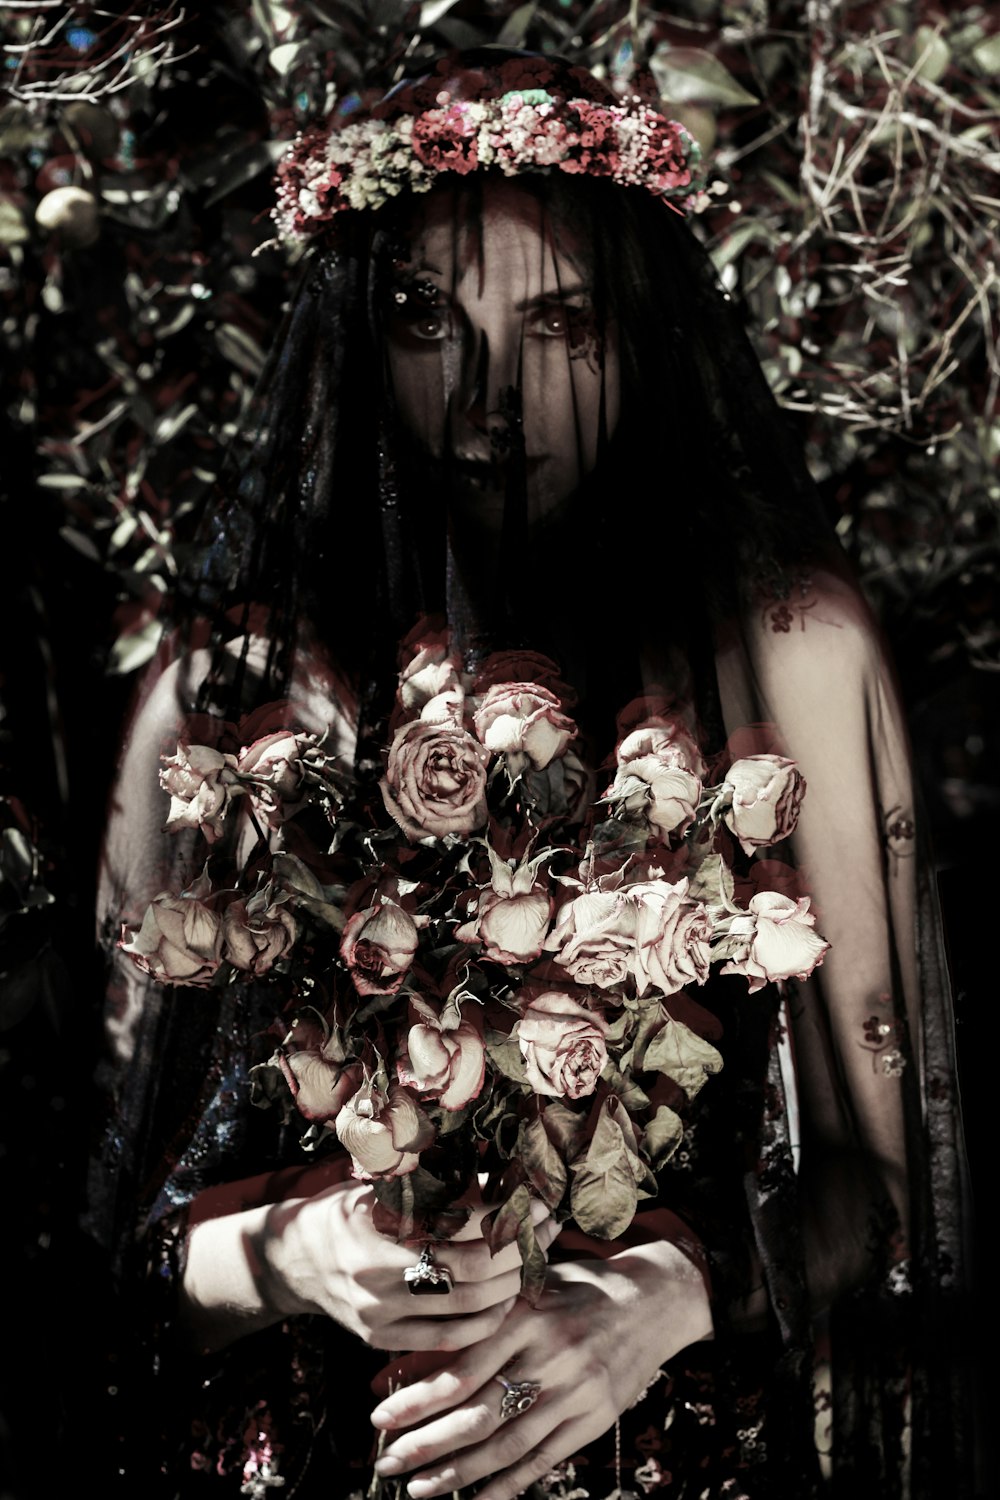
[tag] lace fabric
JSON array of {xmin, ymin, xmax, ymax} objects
[{"xmin": 88, "ymin": 54, "xmax": 974, "ymax": 1498}]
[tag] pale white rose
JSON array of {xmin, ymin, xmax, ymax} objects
[
  {"xmin": 399, "ymin": 644, "xmax": 461, "ymax": 713},
  {"xmin": 721, "ymin": 890, "xmax": 830, "ymax": 993},
  {"xmin": 602, "ymin": 724, "xmax": 703, "ymax": 842},
  {"xmin": 515, "ymin": 991, "xmax": 609, "ymax": 1100},
  {"xmin": 631, "ymin": 878, "xmax": 712, "ymax": 997},
  {"xmin": 396, "ymin": 996, "xmax": 486, "ymax": 1111},
  {"xmin": 268, "ymin": 1011, "xmax": 361, "ymax": 1123},
  {"xmin": 237, "ymin": 730, "xmax": 315, "ymax": 826},
  {"xmin": 723, "ymin": 755, "xmax": 805, "ymax": 856},
  {"xmin": 545, "ymin": 890, "xmax": 638, "ymax": 991},
  {"xmin": 380, "ymin": 718, "xmax": 489, "ymax": 841},
  {"xmin": 454, "ymin": 845, "xmax": 553, "ymax": 963},
  {"xmin": 222, "ymin": 889, "xmax": 297, "ymax": 976},
  {"xmin": 335, "ymin": 1083, "xmax": 435, "ymax": 1179},
  {"xmin": 120, "ymin": 885, "xmax": 223, "ymax": 987},
  {"xmin": 473, "ymin": 682, "xmax": 575, "ymax": 773},
  {"xmin": 340, "ymin": 899, "xmax": 423, "ymax": 995},
  {"xmin": 160, "ymin": 742, "xmax": 241, "ymax": 843}
]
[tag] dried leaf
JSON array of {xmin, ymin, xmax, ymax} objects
[{"xmin": 652, "ymin": 46, "xmax": 759, "ymax": 108}]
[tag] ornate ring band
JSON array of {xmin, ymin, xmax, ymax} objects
[
  {"xmin": 403, "ymin": 1244, "xmax": 454, "ymax": 1296},
  {"xmin": 493, "ymin": 1375, "xmax": 542, "ymax": 1422}
]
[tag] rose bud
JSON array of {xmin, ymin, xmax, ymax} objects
[
  {"xmin": 339, "ymin": 899, "xmax": 424, "ymax": 995},
  {"xmin": 721, "ymin": 891, "xmax": 830, "ymax": 993},
  {"xmin": 398, "ymin": 643, "xmax": 461, "ymax": 714},
  {"xmin": 271, "ymin": 1011, "xmax": 361, "ymax": 1123},
  {"xmin": 516, "ymin": 991, "xmax": 609, "ymax": 1101},
  {"xmin": 631, "ymin": 879, "xmax": 712, "ymax": 998},
  {"xmin": 722, "ymin": 754, "xmax": 805, "ymax": 856},
  {"xmin": 222, "ymin": 889, "xmax": 297, "ymax": 976},
  {"xmin": 603, "ymin": 724, "xmax": 703, "ymax": 842},
  {"xmin": 120, "ymin": 888, "xmax": 223, "ymax": 987},
  {"xmin": 237, "ymin": 730, "xmax": 314, "ymax": 825},
  {"xmin": 380, "ymin": 718, "xmax": 489, "ymax": 841},
  {"xmin": 454, "ymin": 844, "xmax": 553, "ymax": 964},
  {"xmin": 473, "ymin": 682, "xmax": 575, "ymax": 774},
  {"xmin": 160, "ymin": 742, "xmax": 241, "ymax": 844},
  {"xmin": 335, "ymin": 1083, "xmax": 435, "ymax": 1179},
  {"xmin": 396, "ymin": 996, "xmax": 486, "ymax": 1111}
]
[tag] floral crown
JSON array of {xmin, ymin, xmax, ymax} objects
[{"xmin": 273, "ymin": 55, "xmax": 704, "ymax": 245}]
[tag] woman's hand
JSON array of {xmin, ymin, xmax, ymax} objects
[
  {"xmin": 368, "ymin": 1242, "xmax": 713, "ymax": 1500},
  {"xmin": 179, "ymin": 1164, "xmax": 559, "ymax": 1356}
]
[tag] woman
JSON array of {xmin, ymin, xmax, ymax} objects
[{"xmin": 91, "ymin": 50, "xmax": 971, "ymax": 1499}]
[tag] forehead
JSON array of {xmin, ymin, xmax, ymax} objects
[{"xmin": 396, "ymin": 178, "xmax": 590, "ymax": 291}]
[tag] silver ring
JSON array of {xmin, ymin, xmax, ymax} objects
[
  {"xmin": 493, "ymin": 1375, "xmax": 542, "ymax": 1421},
  {"xmin": 403, "ymin": 1244, "xmax": 454, "ymax": 1296}
]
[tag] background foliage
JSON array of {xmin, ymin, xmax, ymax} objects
[{"xmin": 0, "ymin": 1, "xmax": 996, "ymax": 1491}]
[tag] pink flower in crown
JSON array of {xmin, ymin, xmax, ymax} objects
[
  {"xmin": 411, "ymin": 103, "xmax": 480, "ymax": 174},
  {"xmin": 396, "ymin": 994, "xmax": 486, "ymax": 1112},
  {"xmin": 644, "ymin": 117, "xmax": 694, "ymax": 192}
]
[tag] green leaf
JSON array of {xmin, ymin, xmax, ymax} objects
[
  {"xmin": 972, "ymin": 33, "xmax": 1000, "ymax": 76},
  {"xmin": 371, "ymin": 1167, "xmax": 458, "ymax": 1240},
  {"xmin": 686, "ymin": 851, "xmax": 734, "ymax": 910},
  {"xmin": 486, "ymin": 1027, "xmax": 531, "ymax": 1085},
  {"xmin": 213, "ymin": 323, "xmax": 266, "ymax": 378},
  {"xmin": 519, "ymin": 1113, "xmax": 567, "ymax": 1207},
  {"xmin": 651, "ymin": 46, "xmax": 759, "ymax": 108},
  {"xmin": 641, "ymin": 1016, "xmax": 723, "ymax": 1100},
  {"xmin": 497, "ymin": 1, "xmax": 535, "ymax": 46},
  {"xmin": 600, "ymin": 1060, "xmax": 650, "ymax": 1113},
  {"xmin": 483, "ymin": 1184, "xmax": 548, "ymax": 1304},
  {"xmin": 569, "ymin": 1100, "xmax": 639, "ymax": 1239},
  {"xmin": 537, "ymin": 1098, "xmax": 589, "ymax": 1164},
  {"xmin": 642, "ymin": 1104, "xmax": 684, "ymax": 1169}
]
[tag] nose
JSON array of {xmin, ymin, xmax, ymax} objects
[{"xmin": 455, "ymin": 326, "xmax": 521, "ymax": 454}]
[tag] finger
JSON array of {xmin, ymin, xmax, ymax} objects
[
  {"xmin": 373, "ymin": 1294, "xmax": 519, "ymax": 1354},
  {"xmin": 371, "ymin": 1306, "xmax": 527, "ymax": 1425},
  {"xmin": 472, "ymin": 1416, "xmax": 595, "ymax": 1500},
  {"xmin": 390, "ymin": 1404, "xmax": 582, "ymax": 1498}
]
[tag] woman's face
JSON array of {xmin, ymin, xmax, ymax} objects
[{"xmin": 383, "ymin": 178, "xmax": 620, "ymax": 530}]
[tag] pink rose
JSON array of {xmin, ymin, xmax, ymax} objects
[
  {"xmin": 398, "ymin": 643, "xmax": 461, "ymax": 715},
  {"xmin": 339, "ymin": 899, "xmax": 423, "ymax": 996},
  {"xmin": 631, "ymin": 879, "xmax": 712, "ymax": 998},
  {"xmin": 380, "ymin": 718, "xmax": 488, "ymax": 841},
  {"xmin": 120, "ymin": 884, "xmax": 223, "ymax": 987},
  {"xmin": 454, "ymin": 845, "xmax": 553, "ymax": 963},
  {"xmin": 237, "ymin": 730, "xmax": 315, "ymax": 825},
  {"xmin": 603, "ymin": 725, "xmax": 703, "ymax": 842},
  {"xmin": 722, "ymin": 755, "xmax": 805, "ymax": 856},
  {"xmin": 335, "ymin": 1083, "xmax": 435, "ymax": 1179},
  {"xmin": 222, "ymin": 889, "xmax": 297, "ymax": 976},
  {"xmin": 473, "ymin": 682, "xmax": 575, "ymax": 773},
  {"xmin": 545, "ymin": 890, "xmax": 638, "ymax": 990},
  {"xmin": 516, "ymin": 991, "xmax": 609, "ymax": 1100},
  {"xmin": 270, "ymin": 1010, "xmax": 361, "ymax": 1123},
  {"xmin": 396, "ymin": 996, "xmax": 486, "ymax": 1111},
  {"xmin": 160, "ymin": 743, "xmax": 241, "ymax": 843},
  {"xmin": 721, "ymin": 891, "xmax": 830, "ymax": 993}
]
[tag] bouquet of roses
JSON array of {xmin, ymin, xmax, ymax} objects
[{"xmin": 121, "ymin": 622, "xmax": 829, "ymax": 1296}]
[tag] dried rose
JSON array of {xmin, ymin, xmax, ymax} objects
[
  {"xmin": 545, "ymin": 890, "xmax": 638, "ymax": 991},
  {"xmin": 721, "ymin": 891, "xmax": 830, "ymax": 993},
  {"xmin": 516, "ymin": 991, "xmax": 609, "ymax": 1101},
  {"xmin": 269, "ymin": 1010, "xmax": 361, "ymax": 1123},
  {"xmin": 340, "ymin": 899, "xmax": 424, "ymax": 996},
  {"xmin": 120, "ymin": 883, "xmax": 223, "ymax": 987},
  {"xmin": 603, "ymin": 724, "xmax": 703, "ymax": 842},
  {"xmin": 396, "ymin": 996, "xmax": 486, "ymax": 1111},
  {"xmin": 454, "ymin": 845, "xmax": 553, "ymax": 964},
  {"xmin": 473, "ymin": 682, "xmax": 575, "ymax": 774},
  {"xmin": 160, "ymin": 743, "xmax": 241, "ymax": 844},
  {"xmin": 237, "ymin": 730, "xmax": 314, "ymax": 825},
  {"xmin": 631, "ymin": 879, "xmax": 712, "ymax": 998},
  {"xmin": 722, "ymin": 755, "xmax": 804, "ymax": 856},
  {"xmin": 380, "ymin": 718, "xmax": 489, "ymax": 841},
  {"xmin": 399, "ymin": 643, "xmax": 462, "ymax": 714},
  {"xmin": 222, "ymin": 889, "xmax": 297, "ymax": 976},
  {"xmin": 335, "ymin": 1083, "xmax": 435, "ymax": 1179}
]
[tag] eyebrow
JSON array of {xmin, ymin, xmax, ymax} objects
[{"xmin": 514, "ymin": 282, "xmax": 592, "ymax": 312}]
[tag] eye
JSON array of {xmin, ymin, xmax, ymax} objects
[
  {"xmin": 528, "ymin": 300, "xmax": 592, "ymax": 342},
  {"xmin": 387, "ymin": 281, "xmax": 452, "ymax": 344},
  {"xmin": 410, "ymin": 311, "xmax": 448, "ymax": 341}
]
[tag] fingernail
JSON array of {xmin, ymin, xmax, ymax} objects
[
  {"xmin": 407, "ymin": 1482, "xmax": 434, "ymax": 1497},
  {"xmin": 374, "ymin": 1456, "xmax": 403, "ymax": 1476},
  {"xmin": 370, "ymin": 1407, "xmax": 393, "ymax": 1429}
]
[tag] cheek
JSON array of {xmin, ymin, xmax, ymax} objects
[
  {"xmin": 521, "ymin": 344, "xmax": 620, "ymax": 466},
  {"xmin": 387, "ymin": 346, "xmax": 446, "ymax": 453}
]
